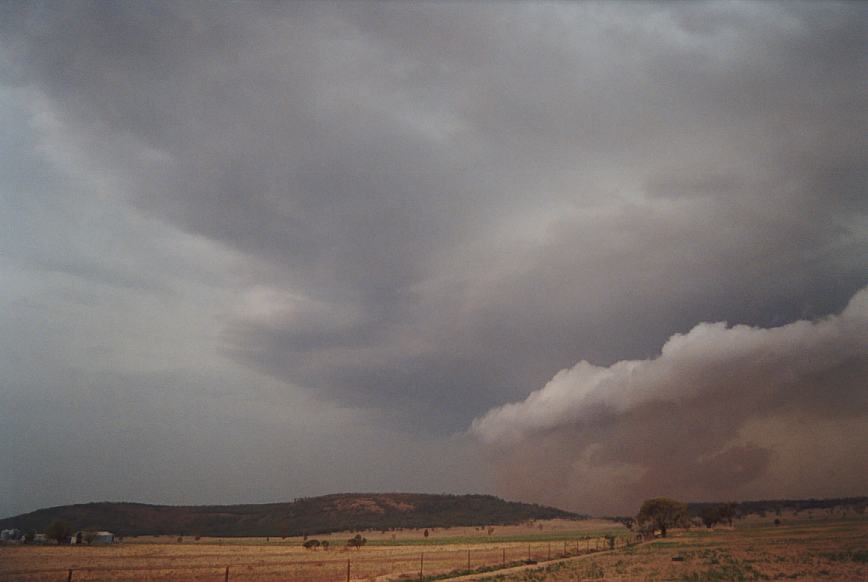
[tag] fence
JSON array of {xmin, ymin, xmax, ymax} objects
[{"xmin": 3, "ymin": 534, "xmax": 643, "ymax": 581}]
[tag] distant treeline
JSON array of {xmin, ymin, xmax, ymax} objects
[
  {"xmin": 0, "ymin": 493, "xmax": 585, "ymax": 538},
  {"xmin": 686, "ymin": 496, "xmax": 868, "ymax": 518},
  {"xmin": 603, "ymin": 497, "xmax": 868, "ymax": 524},
  {"xmin": 606, "ymin": 496, "xmax": 868, "ymax": 523}
]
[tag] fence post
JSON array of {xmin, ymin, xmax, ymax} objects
[
  {"xmin": 528, "ymin": 544, "xmax": 531, "ymax": 561},
  {"xmin": 346, "ymin": 558, "xmax": 350, "ymax": 582},
  {"xmin": 502, "ymin": 547, "xmax": 505, "ymax": 565},
  {"xmin": 548, "ymin": 542, "xmax": 551, "ymax": 560},
  {"xmin": 67, "ymin": 569, "xmax": 73, "ymax": 582},
  {"xmin": 467, "ymin": 548, "xmax": 470, "ymax": 570},
  {"xmin": 224, "ymin": 565, "xmax": 229, "ymax": 582},
  {"xmin": 419, "ymin": 551, "xmax": 424, "ymax": 580}
]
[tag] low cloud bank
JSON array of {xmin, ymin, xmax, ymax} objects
[{"xmin": 472, "ymin": 287, "xmax": 868, "ymax": 515}]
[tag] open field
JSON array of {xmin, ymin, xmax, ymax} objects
[
  {"xmin": 0, "ymin": 519, "xmax": 629, "ymax": 581},
  {"xmin": 2, "ymin": 516, "xmax": 865, "ymax": 581},
  {"xmin": 475, "ymin": 516, "xmax": 868, "ymax": 581}
]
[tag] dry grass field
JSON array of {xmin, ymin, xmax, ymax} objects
[
  {"xmin": 0, "ymin": 519, "xmax": 626, "ymax": 582},
  {"xmin": 477, "ymin": 516, "xmax": 868, "ymax": 581},
  {"xmin": 2, "ymin": 515, "xmax": 865, "ymax": 581}
]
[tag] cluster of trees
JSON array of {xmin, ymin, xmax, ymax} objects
[
  {"xmin": 45, "ymin": 520, "xmax": 73, "ymax": 544},
  {"xmin": 301, "ymin": 539, "xmax": 330, "ymax": 550},
  {"xmin": 632, "ymin": 495, "xmax": 868, "ymax": 539},
  {"xmin": 301, "ymin": 535, "xmax": 368, "ymax": 550},
  {"xmin": 632, "ymin": 497, "xmax": 793, "ymax": 537},
  {"xmin": 686, "ymin": 497, "xmax": 867, "ymax": 522},
  {"xmin": 699, "ymin": 503, "xmax": 737, "ymax": 528}
]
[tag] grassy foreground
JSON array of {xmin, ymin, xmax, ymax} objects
[
  {"xmin": 1, "ymin": 516, "xmax": 865, "ymax": 580},
  {"xmin": 477, "ymin": 516, "xmax": 868, "ymax": 581}
]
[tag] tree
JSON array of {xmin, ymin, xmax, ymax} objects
[
  {"xmin": 700, "ymin": 506, "xmax": 721, "ymax": 529},
  {"xmin": 45, "ymin": 520, "xmax": 73, "ymax": 544},
  {"xmin": 718, "ymin": 502, "xmax": 737, "ymax": 526},
  {"xmin": 423, "ymin": 529, "xmax": 429, "ymax": 538},
  {"xmin": 347, "ymin": 534, "xmax": 366, "ymax": 550},
  {"xmin": 303, "ymin": 539, "xmax": 321, "ymax": 550},
  {"xmin": 84, "ymin": 531, "xmax": 98, "ymax": 544},
  {"xmin": 636, "ymin": 498, "xmax": 688, "ymax": 538},
  {"xmin": 321, "ymin": 540, "xmax": 330, "ymax": 551}
]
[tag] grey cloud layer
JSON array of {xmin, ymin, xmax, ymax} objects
[{"xmin": 1, "ymin": 1, "xmax": 866, "ymax": 513}]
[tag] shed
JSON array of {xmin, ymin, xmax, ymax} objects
[
  {"xmin": 1, "ymin": 528, "xmax": 22, "ymax": 541},
  {"xmin": 92, "ymin": 531, "xmax": 115, "ymax": 544}
]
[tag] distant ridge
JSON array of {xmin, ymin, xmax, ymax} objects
[{"xmin": 0, "ymin": 493, "xmax": 584, "ymax": 537}]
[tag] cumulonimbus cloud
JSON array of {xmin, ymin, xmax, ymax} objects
[{"xmin": 471, "ymin": 286, "xmax": 868, "ymax": 515}]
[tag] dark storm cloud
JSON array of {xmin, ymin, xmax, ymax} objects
[
  {"xmin": 472, "ymin": 287, "xmax": 868, "ymax": 515},
  {"xmin": 1, "ymin": 0, "xmax": 865, "ymax": 443}
]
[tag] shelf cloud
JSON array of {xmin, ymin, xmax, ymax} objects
[{"xmin": 473, "ymin": 287, "xmax": 868, "ymax": 514}]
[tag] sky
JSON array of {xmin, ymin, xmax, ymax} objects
[{"xmin": 0, "ymin": 1, "xmax": 866, "ymax": 518}]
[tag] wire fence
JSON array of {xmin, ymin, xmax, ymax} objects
[{"xmin": 2, "ymin": 534, "xmax": 643, "ymax": 581}]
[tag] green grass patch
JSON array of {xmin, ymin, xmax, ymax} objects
[
  {"xmin": 819, "ymin": 550, "xmax": 868, "ymax": 563},
  {"xmin": 366, "ymin": 529, "xmax": 624, "ymax": 547}
]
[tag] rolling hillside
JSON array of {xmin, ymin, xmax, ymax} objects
[{"xmin": 0, "ymin": 493, "xmax": 584, "ymax": 537}]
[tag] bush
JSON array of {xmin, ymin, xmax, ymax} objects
[{"xmin": 45, "ymin": 520, "xmax": 73, "ymax": 544}]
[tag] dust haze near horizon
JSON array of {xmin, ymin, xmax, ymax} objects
[{"xmin": 0, "ymin": 1, "xmax": 866, "ymax": 518}]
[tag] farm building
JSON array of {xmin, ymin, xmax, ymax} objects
[
  {"xmin": 1, "ymin": 528, "xmax": 22, "ymax": 541},
  {"xmin": 70, "ymin": 530, "xmax": 116, "ymax": 544},
  {"xmin": 92, "ymin": 531, "xmax": 116, "ymax": 544}
]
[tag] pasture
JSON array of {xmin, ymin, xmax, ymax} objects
[
  {"xmin": 2, "ymin": 515, "xmax": 865, "ymax": 581},
  {"xmin": 0, "ymin": 519, "xmax": 627, "ymax": 581}
]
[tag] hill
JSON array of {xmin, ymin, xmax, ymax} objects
[{"xmin": 0, "ymin": 493, "xmax": 584, "ymax": 537}]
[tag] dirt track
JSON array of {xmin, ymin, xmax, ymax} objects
[{"xmin": 440, "ymin": 544, "xmax": 639, "ymax": 581}]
